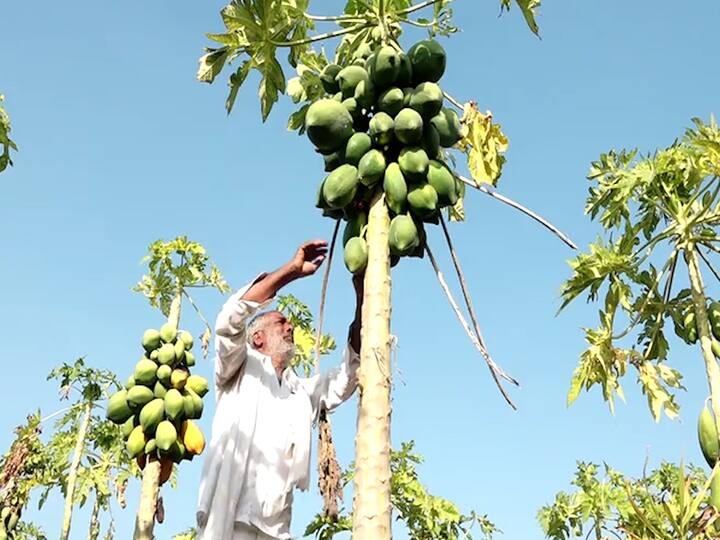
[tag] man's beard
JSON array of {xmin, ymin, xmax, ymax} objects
[{"xmin": 266, "ymin": 331, "xmax": 296, "ymax": 367}]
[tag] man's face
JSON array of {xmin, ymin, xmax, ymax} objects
[{"xmin": 256, "ymin": 311, "xmax": 295, "ymax": 364}]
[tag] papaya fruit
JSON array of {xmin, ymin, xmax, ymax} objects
[
  {"xmin": 343, "ymin": 211, "xmax": 368, "ymax": 246},
  {"xmin": 126, "ymin": 375, "xmax": 136, "ymax": 389},
  {"xmin": 155, "ymin": 420, "xmax": 178, "ymax": 452},
  {"xmin": 427, "ymin": 160, "xmax": 458, "ymax": 206},
  {"xmin": 713, "ymin": 339, "xmax": 720, "ymax": 359},
  {"xmin": 353, "ymin": 42, "xmax": 373, "ymax": 60},
  {"xmin": 157, "ymin": 343, "xmax": 176, "ymax": 366},
  {"xmin": 394, "ymin": 108, "xmax": 424, "ymax": 145},
  {"xmin": 398, "ymin": 147, "xmax": 429, "ymax": 182},
  {"xmin": 409, "ymin": 82, "xmax": 443, "ymax": 119},
  {"xmin": 183, "ymin": 392, "xmax": 195, "ymax": 420},
  {"xmin": 121, "ymin": 415, "xmax": 136, "ymax": 438},
  {"xmin": 384, "ymin": 163, "xmax": 408, "ymax": 215},
  {"xmin": 154, "ymin": 381, "xmax": 168, "ymax": 399},
  {"xmin": 407, "ymin": 183, "xmax": 439, "ymax": 218},
  {"xmin": 159, "ymin": 457, "xmax": 173, "ymax": 485},
  {"xmin": 345, "ymin": 133, "xmax": 373, "ymax": 166},
  {"xmin": 354, "ymin": 79, "xmax": 376, "ymax": 109},
  {"xmin": 342, "ymin": 97, "xmax": 360, "ymax": 119},
  {"xmin": 186, "ymin": 388, "xmax": 204, "ymax": 420},
  {"xmin": 320, "ymin": 64, "xmax": 342, "ymax": 94},
  {"xmin": 711, "ymin": 471, "xmax": 720, "ymax": 511},
  {"xmin": 126, "ymin": 425, "xmax": 146, "ymax": 458},
  {"xmin": 106, "ymin": 389, "xmax": 133, "ymax": 424},
  {"xmin": 322, "ymin": 164, "xmax": 359, "ymax": 209},
  {"xmin": 373, "ymin": 45, "xmax": 401, "ymax": 87},
  {"xmin": 160, "ymin": 323, "xmax": 177, "ymax": 344},
  {"xmin": 358, "ymin": 149, "xmax": 387, "ymax": 186},
  {"xmin": 402, "ymin": 87, "xmax": 414, "ymax": 107},
  {"xmin": 171, "ymin": 368, "xmax": 190, "ymax": 390},
  {"xmin": 684, "ymin": 309, "xmax": 698, "ymax": 343},
  {"xmin": 699, "ymin": 402, "xmax": 720, "ymax": 467},
  {"xmin": 377, "ymin": 87, "xmax": 404, "ymax": 118},
  {"xmin": 178, "ymin": 330, "xmax": 193, "ymax": 350},
  {"xmin": 306, "ymin": 99, "xmax": 354, "ymax": 152},
  {"xmin": 142, "ymin": 329, "xmax": 161, "ymax": 352},
  {"xmin": 181, "ymin": 420, "xmax": 206, "ymax": 455},
  {"xmin": 323, "ymin": 149, "xmax": 344, "ymax": 173},
  {"xmin": 145, "ymin": 438, "xmax": 157, "ymax": 454},
  {"xmin": 174, "ymin": 340, "xmax": 186, "ymax": 363},
  {"xmin": 139, "ymin": 398, "xmax": 165, "ymax": 434},
  {"xmin": 332, "ymin": 92, "xmax": 342, "ymax": 102},
  {"xmin": 134, "ymin": 358, "xmax": 158, "ymax": 386},
  {"xmin": 389, "ymin": 214, "xmax": 420, "ymax": 256},
  {"xmin": 127, "ymin": 385, "xmax": 155, "ymax": 408},
  {"xmin": 422, "ymin": 124, "xmax": 441, "ymax": 160},
  {"xmin": 168, "ymin": 440, "xmax": 186, "ymax": 464},
  {"xmin": 337, "ymin": 66, "xmax": 369, "ymax": 98},
  {"xmin": 157, "ymin": 364, "xmax": 172, "ymax": 385},
  {"xmin": 408, "ymin": 39, "xmax": 446, "ymax": 83},
  {"xmin": 369, "ymin": 112, "xmax": 394, "ymax": 146},
  {"xmin": 184, "ymin": 350, "xmax": 196, "ymax": 367},
  {"xmin": 430, "ymin": 108, "xmax": 462, "ymax": 147},
  {"xmin": 165, "ymin": 389, "xmax": 185, "ymax": 421},
  {"xmin": 186, "ymin": 374, "xmax": 209, "ymax": 398},
  {"xmin": 150, "ymin": 349, "xmax": 159, "ymax": 361},
  {"xmin": 344, "ymin": 237, "xmax": 368, "ymax": 275},
  {"xmin": 396, "ymin": 53, "xmax": 413, "ymax": 87}
]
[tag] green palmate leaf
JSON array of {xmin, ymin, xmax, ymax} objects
[
  {"xmin": 0, "ymin": 94, "xmax": 18, "ymax": 172},
  {"xmin": 635, "ymin": 359, "xmax": 684, "ymax": 422},
  {"xmin": 500, "ymin": 0, "xmax": 541, "ymax": 36},
  {"xmin": 287, "ymin": 103, "xmax": 310, "ymax": 133},
  {"xmin": 226, "ymin": 60, "xmax": 253, "ymax": 114},
  {"xmin": 197, "ymin": 47, "xmax": 230, "ymax": 83}
]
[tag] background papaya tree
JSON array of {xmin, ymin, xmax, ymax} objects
[
  {"xmin": 127, "ymin": 236, "xmax": 229, "ymax": 540},
  {"xmin": 196, "ymin": 1, "xmax": 577, "ymax": 538},
  {"xmin": 0, "ymin": 94, "xmax": 17, "ymax": 172}
]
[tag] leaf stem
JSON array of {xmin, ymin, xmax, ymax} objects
[
  {"xmin": 697, "ymin": 247, "xmax": 720, "ymax": 283},
  {"xmin": 454, "ymin": 173, "xmax": 577, "ymax": 249},
  {"xmin": 396, "ymin": 0, "xmax": 443, "ymax": 16},
  {"xmin": 272, "ymin": 25, "xmax": 369, "ymax": 47},
  {"xmin": 182, "ymin": 290, "xmax": 212, "ymax": 336},
  {"xmin": 304, "ymin": 13, "xmax": 366, "ymax": 22},
  {"xmin": 443, "ymin": 91, "xmax": 464, "ymax": 111},
  {"xmin": 315, "ymin": 219, "xmax": 341, "ymax": 374}
]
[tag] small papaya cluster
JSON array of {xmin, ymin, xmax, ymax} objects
[
  {"xmin": 697, "ymin": 400, "xmax": 720, "ymax": 509},
  {"xmin": 106, "ymin": 323, "xmax": 208, "ymax": 479},
  {"xmin": 674, "ymin": 300, "xmax": 720, "ymax": 349},
  {"xmin": 306, "ymin": 38, "xmax": 463, "ymax": 273},
  {"xmin": 0, "ymin": 506, "xmax": 20, "ymax": 540}
]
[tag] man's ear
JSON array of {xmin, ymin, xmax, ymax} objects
[{"xmin": 252, "ymin": 331, "xmax": 264, "ymax": 350}]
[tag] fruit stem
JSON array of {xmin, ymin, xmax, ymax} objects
[{"xmin": 686, "ymin": 247, "xmax": 720, "ymax": 455}]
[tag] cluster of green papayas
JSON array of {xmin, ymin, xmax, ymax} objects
[
  {"xmin": 106, "ymin": 323, "xmax": 208, "ymax": 472},
  {"xmin": 697, "ymin": 400, "xmax": 720, "ymax": 510},
  {"xmin": 308, "ymin": 38, "xmax": 464, "ymax": 274},
  {"xmin": 0, "ymin": 506, "xmax": 20, "ymax": 540}
]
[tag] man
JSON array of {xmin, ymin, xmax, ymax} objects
[{"xmin": 196, "ymin": 239, "xmax": 363, "ymax": 540}]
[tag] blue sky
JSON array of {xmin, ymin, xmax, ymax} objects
[{"xmin": 1, "ymin": 1, "xmax": 719, "ymax": 538}]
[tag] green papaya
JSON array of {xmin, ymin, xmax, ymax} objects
[
  {"xmin": 157, "ymin": 343, "xmax": 176, "ymax": 366},
  {"xmin": 142, "ymin": 329, "xmax": 161, "ymax": 352},
  {"xmin": 185, "ymin": 350, "xmax": 196, "ymax": 367},
  {"xmin": 377, "ymin": 87, "xmax": 404, "ymax": 118},
  {"xmin": 174, "ymin": 340, "xmax": 186, "ymax": 364},
  {"xmin": 384, "ymin": 163, "xmax": 408, "ymax": 215},
  {"xmin": 139, "ymin": 398, "xmax": 165, "ymax": 434},
  {"xmin": 358, "ymin": 149, "xmax": 387, "ymax": 186},
  {"xmin": 409, "ymin": 82, "xmax": 443, "ymax": 119},
  {"xmin": 127, "ymin": 385, "xmax": 155, "ymax": 408},
  {"xmin": 345, "ymin": 133, "xmax": 373, "ymax": 166},
  {"xmin": 183, "ymin": 392, "xmax": 195, "ymax": 420},
  {"xmin": 342, "ymin": 97, "xmax": 360, "ymax": 119},
  {"xmin": 154, "ymin": 380, "xmax": 168, "ymax": 399},
  {"xmin": 364, "ymin": 52, "xmax": 377, "ymax": 82},
  {"xmin": 427, "ymin": 160, "xmax": 458, "ymax": 206},
  {"xmin": 684, "ymin": 309, "xmax": 698, "ymax": 343},
  {"xmin": 145, "ymin": 438, "xmax": 157, "ymax": 455},
  {"xmin": 373, "ymin": 45, "xmax": 401, "ymax": 87},
  {"xmin": 125, "ymin": 375, "xmax": 136, "ymax": 390},
  {"xmin": 160, "ymin": 323, "xmax": 177, "ymax": 344},
  {"xmin": 698, "ymin": 402, "xmax": 719, "ymax": 467},
  {"xmin": 186, "ymin": 374, "xmax": 209, "ymax": 398},
  {"xmin": 178, "ymin": 330, "xmax": 193, "ymax": 350},
  {"xmin": 369, "ymin": 112, "xmax": 394, "ymax": 146},
  {"xmin": 168, "ymin": 440, "xmax": 186, "ymax": 464},
  {"xmin": 713, "ymin": 339, "xmax": 720, "ymax": 359},
  {"xmin": 430, "ymin": 108, "xmax": 462, "ymax": 147},
  {"xmin": 422, "ymin": 124, "xmax": 441, "ymax": 160},
  {"xmin": 134, "ymin": 358, "xmax": 158, "ymax": 386},
  {"xmin": 394, "ymin": 108, "xmax": 424, "ymax": 145},
  {"xmin": 711, "ymin": 471, "xmax": 720, "ymax": 510},
  {"xmin": 320, "ymin": 64, "xmax": 342, "ymax": 94},
  {"xmin": 337, "ymin": 66, "xmax": 370, "ymax": 98},
  {"xmin": 389, "ymin": 214, "xmax": 420, "ymax": 256},
  {"xmin": 353, "ymin": 42, "xmax": 373, "ymax": 60},
  {"xmin": 5, "ymin": 512, "xmax": 17, "ymax": 532},
  {"xmin": 126, "ymin": 425, "xmax": 146, "ymax": 458},
  {"xmin": 408, "ymin": 39, "xmax": 446, "ymax": 83},
  {"xmin": 1, "ymin": 507, "xmax": 9, "ymax": 523},
  {"xmin": 396, "ymin": 53, "xmax": 413, "ymax": 87},
  {"xmin": 165, "ymin": 388, "xmax": 185, "ymax": 421},
  {"xmin": 402, "ymin": 87, "xmax": 414, "ymax": 107},
  {"xmin": 150, "ymin": 349, "xmax": 159, "ymax": 361},
  {"xmin": 107, "ymin": 389, "xmax": 133, "ymax": 424},
  {"xmin": 171, "ymin": 368, "xmax": 190, "ymax": 390},
  {"xmin": 306, "ymin": 99, "xmax": 355, "ymax": 152},
  {"xmin": 344, "ymin": 237, "xmax": 368, "ymax": 275},
  {"xmin": 156, "ymin": 420, "xmax": 178, "ymax": 452},
  {"xmin": 189, "ymin": 389, "xmax": 204, "ymax": 419},
  {"xmin": 407, "ymin": 183, "xmax": 439, "ymax": 218},
  {"xmin": 354, "ymin": 79, "xmax": 376, "ymax": 109},
  {"xmin": 398, "ymin": 147, "xmax": 429, "ymax": 182},
  {"xmin": 343, "ymin": 212, "xmax": 368, "ymax": 246},
  {"xmin": 121, "ymin": 415, "xmax": 136, "ymax": 438},
  {"xmin": 157, "ymin": 364, "xmax": 172, "ymax": 385},
  {"xmin": 332, "ymin": 92, "xmax": 343, "ymax": 102},
  {"xmin": 322, "ymin": 164, "xmax": 359, "ymax": 209}
]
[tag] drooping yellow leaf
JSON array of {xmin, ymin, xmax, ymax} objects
[{"xmin": 457, "ymin": 103, "xmax": 508, "ymax": 187}]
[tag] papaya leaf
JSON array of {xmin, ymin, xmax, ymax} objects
[
  {"xmin": 226, "ymin": 61, "xmax": 253, "ymax": 114},
  {"xmin": 499, "ymin": 0, "xmax": 541, "ymax": 36},
  {"xmin": 456, "ymin": 103, "xmax": 508, "ymax": 188},
  {"xmin": 0, "ymin": 94, "xmax": 17, "ymax": 172},
  {"xmin": 197, "ymin": 47, "xmax": 230, "ymax": 83}
]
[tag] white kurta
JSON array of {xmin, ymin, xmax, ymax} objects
[{"xmin": 196, "ymin": 275, "xmax": 360, "ymax": 540}]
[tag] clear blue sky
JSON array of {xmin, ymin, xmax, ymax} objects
[{"xmin": 1, "ymin": 1, "xmax": 719, "ymax": 539}]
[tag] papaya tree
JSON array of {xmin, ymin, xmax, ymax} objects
[
  {"xmin": 197, "ymin": 1, "xmax": 575, "ymax": 537},
  {"xmin": 0, "ymin": 94, "xmax": 17, "ymax": 172},
  {"xmin": 107, "ymin": 236, "xmax": 228, "ymax": 540}
]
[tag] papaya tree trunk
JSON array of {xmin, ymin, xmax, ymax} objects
[
  {"xmin": 88, "ymin": 491, "xmax": 101, "ymax": 540},
  {"xmin": 133, "ymin": 292, "xmax": 182, "ymax": 540},
  {"xmin": 687, "ymin": 249, "xmax": 720, "ymax": 441},
  {"xmin": 352, "ymin": 193, "xmax": 393, "ymax": 539},
  {"xmin": 59, "ymin": 401, "xmax": 92, "ymax": 540}
]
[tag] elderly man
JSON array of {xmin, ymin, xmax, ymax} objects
[{"xmin": 196, "ymin": 239, "xmax": 362, "ymax": 540}]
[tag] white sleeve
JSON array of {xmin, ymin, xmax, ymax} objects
[
  {"xmin": 214, "ymin": 273, "xmax": 273, "ymax": 390},
  {"xmin": 304, "ymin": 343, "xmax": 361, "ymax": 419}
]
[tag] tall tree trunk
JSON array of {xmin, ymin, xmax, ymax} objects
[
  {"xmin": 352, "ymin": 193, "xmax": 393, "ymax": 539},
  {"xmin": 88, "ymin": 491, "xmax": 101, "ymax": 540},
  {"xmin": 687, "ymin": 249, "xmax": 720, "ymax": 440},
  {"xmin": 133, "ymin": 293, "xmax": 182, "ymax": 540},
  {"xmin": 59, "ymin": 401, "xmax": 92, "ymax": 540}
]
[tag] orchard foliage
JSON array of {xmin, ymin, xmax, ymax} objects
[{"xmin": 0, "ymin": 94, "xmax": 17, "ymax": 172}]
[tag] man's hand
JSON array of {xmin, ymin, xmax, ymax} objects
[{"xmin": 289, "ymin": 240, "xmax": 328, "ymax": 278}]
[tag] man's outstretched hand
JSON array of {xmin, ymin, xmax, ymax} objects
[{"xmin": 289, "ymin": 240, "xmax": 328, "ymax": 278}]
